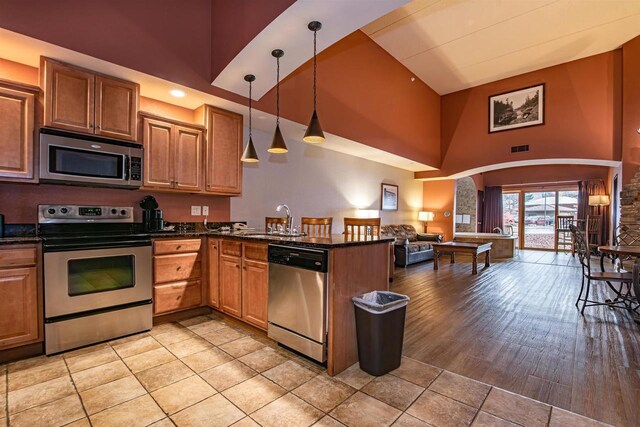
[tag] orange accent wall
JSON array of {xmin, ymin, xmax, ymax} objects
[
  {"xmin": 0, "ymin": 184, "xmax": 230, "ymax": 224},
  {"xmin": 622, "ymin": 36, "xmax": 640, "ymax": 185},
  {"xmin": 416, "ymin": 51, "xmax": 622, "ymax": 179},
  {"xmin": 422, "ymin": 180, "xmax": 456, "ymax": 241},
  {"xmin": 481, "ymin": 165, "xmax": 610, "ymax": 187},
  {"xmin": 255, "ymin": 31, "xmax": 441, "ymax": 167}
]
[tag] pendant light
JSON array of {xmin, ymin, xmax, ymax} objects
[
  {"xmin": 268, "ymin": 49, "xmax": 288, "ymax": 153},
  {"xmin": 303, "ymin": 21, "xmax": 325, "ymax": 144},
  {"xmin": 240, "ymin": 74, "xmax": 259, "ymax": 163}
]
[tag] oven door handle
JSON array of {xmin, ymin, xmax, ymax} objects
[{"xmin": 43, "ymin": 240, "xmax": 151, "ymax": 252}]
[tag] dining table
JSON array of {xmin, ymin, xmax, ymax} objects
[{"xmin": 598, "ymin": 245, "xmax": 640, "ymax": 322}]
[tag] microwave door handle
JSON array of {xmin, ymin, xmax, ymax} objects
[{"xmin": 124, "ymin": 155, "xmax": 130, "ymax": 181}]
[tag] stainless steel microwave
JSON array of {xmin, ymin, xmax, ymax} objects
[{"xmin": 39, "ymin": 129, "xmax": 142, "ymax": 189}]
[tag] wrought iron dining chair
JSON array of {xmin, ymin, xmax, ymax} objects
[
  {"xmin": 571, "ymin": 224, "xmax": 633, "ymax": 314},
  {"xmin": 613, "ymin": 225, "xmax": 640, "ymax": 271}
]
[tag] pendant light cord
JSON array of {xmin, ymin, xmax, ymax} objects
[
  {"xmin": 248, "ymin": 80, "xmax": 252, "ymax": 138},
  {"xmin": 276, "ymin": 56, "xmax": 280, "ymax": 125},
  {"xmin": 313, "ymin": 29, "xmax": 317, "ymax": 110}
]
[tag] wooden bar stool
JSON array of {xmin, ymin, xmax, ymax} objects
[
  {"xmin": 343, "ymin": 218, "xmax": 381, "ymax": 238},
  {"xmin": 301, "ymin": 217, "xmax": 333, "ymax": 237},
  {"xmin": 265, "ymin": 217, "xmax": 287, "ymax": 232}
]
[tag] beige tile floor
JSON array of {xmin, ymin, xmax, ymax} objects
[{"xmin": 0, "ymin": 313, "xmax": 612, "ymax": 427}]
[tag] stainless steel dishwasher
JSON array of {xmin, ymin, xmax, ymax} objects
[{"xmin": 268, "ymin": 244, "xmax": 329, "ymax": 362}]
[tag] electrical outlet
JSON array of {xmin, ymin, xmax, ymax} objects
[
  {"xmin": 191, "ymin": 206, "xmax": 202, "ymax": 216},
  {"xmin": 202, "ymin": 206, "xmax": 209, "ymax": 216}
]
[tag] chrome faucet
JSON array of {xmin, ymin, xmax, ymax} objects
[{"xmin": 276, "ymin": 204, "xmax": 292, "ymax": 233}]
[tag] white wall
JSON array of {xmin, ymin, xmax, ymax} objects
[{"xmin": 231, "ymin": 128, "xmax": 424, "ymax": 234}]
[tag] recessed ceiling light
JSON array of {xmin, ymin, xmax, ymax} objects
[
  {"xmin": 637, "ymin": 127, "xmax": 640, "ymax": 134},
  {"xmin": 170, "ymin": 89, "xmax": 186, "ymax": 98}
]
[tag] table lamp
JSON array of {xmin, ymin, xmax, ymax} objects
[{"xmin": 418, "ymin": 211, "xmax": 434, "ymax": 233}]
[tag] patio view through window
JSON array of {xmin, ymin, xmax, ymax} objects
[{"xmin": 502, "ymin": 189, "xmax": 578, "ymax": 250}]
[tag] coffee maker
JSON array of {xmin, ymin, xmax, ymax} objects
[{"xmin": 140, "ymin": 196, "xmax": 164, "ymax": 232}]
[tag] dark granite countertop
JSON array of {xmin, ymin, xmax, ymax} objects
[
  {"xmin": 0, "ymin": 224, "xmax": 40, "ymax": 246},
  {"xmin": 0, "ymin": 236, "xmax": 41, "ymax": 245},
  {"xmin": 151, "ymin": 229, "xmax": 394, "ymax": 249}
]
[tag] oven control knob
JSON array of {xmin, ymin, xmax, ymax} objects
[
  {"xmin": 60, "ymin": 208, "xmax": 68, "ymax": 214},
  {"xmin": 120, "ymin": 209, "xmax": 127, "ymax": 216},
  {"xmin": 111, "ymin": 208, "xmax": 117, "ymax": 215},
  {"xmin": 47, "ymin": 208, "xmax": 56, "ymax": 215}
]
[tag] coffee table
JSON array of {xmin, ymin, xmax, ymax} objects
[{"xmin": 432, "ymin": 241, "xmax": 492, "ymax": 274}]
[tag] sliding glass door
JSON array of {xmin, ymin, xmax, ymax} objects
[
  {"xmin": 502, "ymin": 192, "xmax": 519, "ymax": 248},
  {"xmin": 523, "ymin": 191, "xmax": 555, "ymax": 249}
]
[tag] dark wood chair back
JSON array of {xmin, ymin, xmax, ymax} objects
[
  {"xmin": 586, "ymin": 215, "xmax": 602, "ymax": 246},
  {"xmin": 301, "ymin": 217, "xmax": 333, "ymax": 237},
  {"xmin": 343, "ymin": 218, "xmax": 381, "ymax": 238},
  {"xmin": 265, "ymin": 217, "xmax": 287, "ymax": 232},
  {"xmin": 570, "ymin": 224, "xmax": 591, "ymax": 274}
]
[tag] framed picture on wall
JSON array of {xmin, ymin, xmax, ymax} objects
[
  {"xmin": 381, "ymin": 184, "xmax": 399, "ymax": 211},
  {"xmin": 489, "ymin": 83, "xmax": 544, "ymax": 133}
]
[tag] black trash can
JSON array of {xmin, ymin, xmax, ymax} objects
[{"xmin": 352, "ymin": 291, "xmax": 410, "ymax": 376}]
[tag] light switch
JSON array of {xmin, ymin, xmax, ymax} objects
[
  {"xmin": 191, "ymin": 206, "xmax": 202, "ymax": 216},
  {"xmin": 202, "ymin": 206, "xmax": 209, "ymax": 216}
]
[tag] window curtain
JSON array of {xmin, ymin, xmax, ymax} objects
[
  {"xmin": 482, "ymin": 186, "xmax": 503, "ymax": 233},
  {"xmin": 578, "ymin": 179, "xmax": 609, "ymax": 245}
]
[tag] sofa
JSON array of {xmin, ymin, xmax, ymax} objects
[{"xmin": 381, "ymin": 224, "xmax": 442, "ymax": 267}]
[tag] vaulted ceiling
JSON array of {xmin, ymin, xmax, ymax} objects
[{"xmin": 363, "ymin": 0, "xmax": 640, "ymax": 94}]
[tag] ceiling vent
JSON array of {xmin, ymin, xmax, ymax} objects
[{"xmin": 511, "ymin": 144, "xmax": 529, "ymax": 153}]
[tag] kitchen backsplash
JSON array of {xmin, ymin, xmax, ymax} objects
[{"xmin": 0, "ymin": 183, "xmax": 231, "ymax": 224}]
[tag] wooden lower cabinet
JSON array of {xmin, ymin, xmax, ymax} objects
[
  {"xmin": 152, "ymin": 238, "xmax": 204, "ymax": 316},
  {"xmin": 210, "ymin": 239, "xmax": 268, "ymax": 330},
  {"xmin": 207, "ymin": 239, "xmax": 220, "ymax": 308},
  {"xmin": 153, "ymin": 280, "xmax": 202, "ymax": 315},
  {"xmin": 0, "ymin": 245, "xmax": 41, "ymax": 350},
  {"xmin": 219, "ymin": 255, "xmax": 242, "ymax": 318},
  {"xmin": 241, "ymin": 259, "xmax": 268, "ymax": 329}
]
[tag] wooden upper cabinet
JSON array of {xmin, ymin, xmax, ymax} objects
[
  {"xmin": 95, "ymin": 76, "xmax": 138, "ymax": 141},
  {"xmin": 197, "ymin": 105, "xmax": 242, "ymax": 195},
  {"xmin": 41, "ymin": 58, "xmax": 138, "ymax": 141},
  {"xmin": 143, "ymin": 117, "xmax": 173, "ymax": 189},
  {"xmin": 42, "ymin": 59, "xmax": 94, "ymax": 134},
  {"xmin": 141, "ymin": 113, "xmax": 204, "ymax": 192},
  {"xmin": 0, "ymin": 82, "xmax": 37, "ymax": 181},
  {"xmin": 174, "ymin": 125, "xmax": 202, "ymax": 191}
]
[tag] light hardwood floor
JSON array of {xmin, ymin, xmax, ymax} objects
[{"xmin": 392, "ymin": 250, "xmax": 639, "ymax": 427}]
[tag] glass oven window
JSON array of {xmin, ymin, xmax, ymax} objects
[
  {"xmin": 50, "ymin": 146, "xmax": 123, "ymax": 179},
  {"xmin": 68, "ymin": 255, "xmax": 135, "ymax": 296}
]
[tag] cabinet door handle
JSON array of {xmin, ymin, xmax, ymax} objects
[
  {"xmin": 243, "ymin": 266, "xmax": 247, "ymax": 270},
  {"xmin": 235, "ymin": 264, "xmax": 240, "ymax": 268},
  {"xmin": 176, "ymin": 245, "xmax": 182, "ymax": 250},
  {"xmin": 176, "ymin": 266, "xmax": 181, "ymax": 271},
  {"xmin": 96, "ymin": 124, "xmax": 101, "ymax": 129}
]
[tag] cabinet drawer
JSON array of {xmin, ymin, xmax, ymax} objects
[
  {"xmin": 154, "ymin": 239, "xmax": 202, "ymax": 255},
  {"xmin": 0, "ymin": 247, "xmax": 37, "ymax": 268},
  {"xmin": 154, "ymin": 280, "xmax": 202, "ymax": 315},
  {"xmin": 244, "ymin": 243, "xmax": 267, "ymax": 262},
  {"xmin": 221, "ymin": 240, "xmax": 242, "ymax": 257},
  {"xmin": 154, "ymin": 253, "xmax": 201, "ymax": 284}
]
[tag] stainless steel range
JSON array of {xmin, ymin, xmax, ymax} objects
[{"xmin": 39, "ymin": 205, "xmax": 152, "ymax": 355}]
